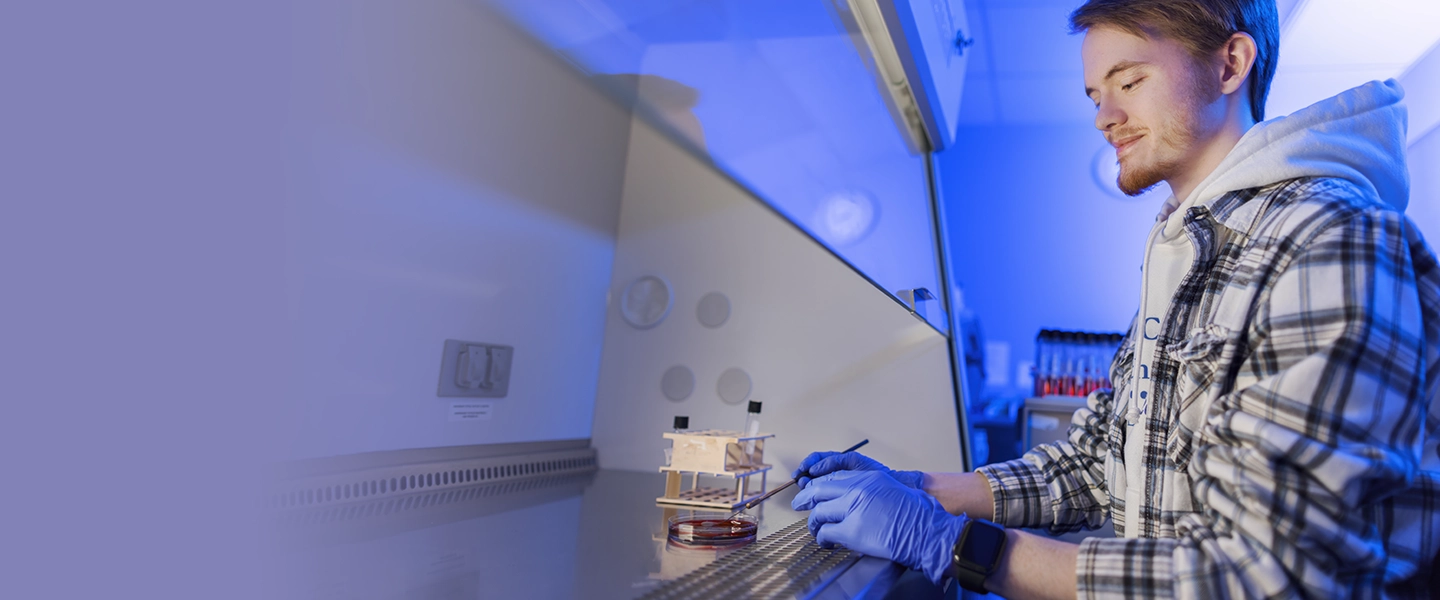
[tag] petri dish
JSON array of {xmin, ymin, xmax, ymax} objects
[{"xmin": 667, "ymin": 512, "xmax": 758, "ymax": 548}]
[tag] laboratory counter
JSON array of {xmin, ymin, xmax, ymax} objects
[{"xmin": 268, "ymin": 468, "xmax": 956, "ymax": 599}]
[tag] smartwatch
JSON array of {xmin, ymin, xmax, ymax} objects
[{"xmin": 951, "ymin": 518, "xmax": 1007, "ymax": 594}]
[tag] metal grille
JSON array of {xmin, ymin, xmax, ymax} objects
[
  {"xmin": 272, "ymin": 472, "xmax": 594, "ymax": 527},
  {"xmin": 265, "ymin": 448, "xmax": 596, "ymax": 511},
  {"xmin": 638, "ymin": 519, "xmax": 857, "ymax": 600}
]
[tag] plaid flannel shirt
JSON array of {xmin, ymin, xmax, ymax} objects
[{"xmin": 975, "ymin": 176, "xmax": 1440, "ymax": 598}]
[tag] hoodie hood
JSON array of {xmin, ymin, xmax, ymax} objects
[{"xmin": 1183, "ymin": 78, "xmax": 1411, "ymax": 215}]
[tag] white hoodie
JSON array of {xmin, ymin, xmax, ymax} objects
[{"xmin": 1120, "ymin": 79, "xmax": 1410, "ymax": 535}]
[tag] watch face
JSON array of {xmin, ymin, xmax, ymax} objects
[{"xmin": 959, "ymin": 522, "xmax": 1005, "ymax": 567}]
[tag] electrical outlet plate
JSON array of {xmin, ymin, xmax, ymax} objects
[{"xmin": 437, "ymin": 339, "xmax": 513, "ymax": 398}]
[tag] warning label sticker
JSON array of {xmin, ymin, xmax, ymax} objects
[{"xmin": 449, "ymin": 401, "xmax": 494, "ymax": 422}]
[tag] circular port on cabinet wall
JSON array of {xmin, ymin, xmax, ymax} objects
[
  {"xmin": 621, "ymin": 275, "xmax": 673, "ymax": 329},
  {"xmin": 717, "ymin": 368, "xmax": 752, "ymax": 405},
  {"xmin": 661, "ymin": 365, "xmax": 695, "ymax": 401},
  {"xmin": 813, "ymin": 189, "xmax": 879, "ymax": 246},
  {"xmin": 696, "ymin": 292, "xmax": 731, "ymax": 328}
]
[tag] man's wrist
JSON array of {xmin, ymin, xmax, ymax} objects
[
  {"xmin": 986, "ymin": 528, "xmax": 1018, "ymax": 595},
  {"xmin": 921, "ymin": 472, "xmax": 998, "ymax": 519},
  {"xmin": 940, "ymin": 523, "xmax": 964, "ymax": 581},
  {"xmin": 921, "ymin": 511, "xmax": 969, "ymax": 584},
  {"xmin": 945, "ymin": 519, "xmax": 1009, "ymax": 593},
  {"xmin": 890, "ymin": 469, "xmax": 925, "ymax": 489}
]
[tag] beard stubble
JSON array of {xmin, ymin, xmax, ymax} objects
[{"xmin": 1116, "ymin": 62, "xmax": 1220, "ymax": 196}]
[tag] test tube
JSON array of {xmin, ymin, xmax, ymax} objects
[
  {"xmin": 1031, "ymin": 331, "xmax": 1040, "ymax": 396},
  {"xmin": 1082, "ymin": 333, "xmax": 1097, "ymax": 395},
  {"xmin": 1060, "ymin": 332, "xmax": 1075, "ymax": 396},
  {"xmin": 742, "ymin": 401, "xmax": 761, "ymax": 464},
  {"xmin": 665, "ymin": 416, "xmax": 689, "ymax": 467},
  {"xmin": 1059, "ymin": 331, "xmax": 1073, "ymax": 395},
  {"xmin": 1053, "ymin": 331, "xmax": 1063, "ymax": 395},
  {"xmin": 1093, "ymin": 335, "xmax": 1103, "ymax": 393},
  {"xmin": 1042, "ymin": 329, "xmax": 1054, "ymax": 394}
]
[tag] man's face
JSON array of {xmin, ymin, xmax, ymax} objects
[{"xmin": 1082, "ymin": 27, "xmax": 1221, "ymax": 196}]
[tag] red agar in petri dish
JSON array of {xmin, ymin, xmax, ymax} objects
[{"xmin": 668, "ymin": 515, "xmax": 758, "ymax": 547}]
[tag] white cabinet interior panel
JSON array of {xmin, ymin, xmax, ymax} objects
[{"xmin": 592, "ymin": 118, "xmax": 965, "ymax": 477}]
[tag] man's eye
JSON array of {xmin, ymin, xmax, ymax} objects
[{"xmin": 1122, "ymin": 78, "xmax": 1144, "ymax": 92}]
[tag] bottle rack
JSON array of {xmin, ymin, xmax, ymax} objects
[{"xmin": 1033, "ymin": 329, "xmax": 1123, "ymax": 397}]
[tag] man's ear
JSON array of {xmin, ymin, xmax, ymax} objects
[{"xmin": 1217, "ymin": 32, "xmax": 1258, "ymax": 96}]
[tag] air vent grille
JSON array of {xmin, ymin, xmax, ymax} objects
[
  {"xmin": 266, "ymin": 447, "xmax": 596, "ymax": 511},
  {"xmin": 274, "ymin": 472, "xmax": 593, "ymax": 527}
]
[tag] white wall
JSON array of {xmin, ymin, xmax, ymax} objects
[
  {"xmin": 592, "ymin": 116, "xmax": 966, "ymax": 477},
  {"xmin": 1408, "ymin": 126, "xmax": 1440, "ymax": 245},
  {"xmin": 280, "ymin": 0, "xmax": 633, "ymax": 459},
  {"xmin": 1401, "ymin": 43, "xmax": 1440, "ymax": 146},
  {"xmin": 1402, "ymin": 43, "xmax": 1440, "ymax": 245}
]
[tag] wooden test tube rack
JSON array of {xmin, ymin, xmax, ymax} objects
[{"xmin": 657, "ymin": 430, "xmax": 774, "ymax": 510}]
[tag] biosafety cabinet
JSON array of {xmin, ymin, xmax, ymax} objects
[{"xmin": 270, "ymin": 1, "xmax": 979, "ymax": 597}]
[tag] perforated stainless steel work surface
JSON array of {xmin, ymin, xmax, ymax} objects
[{"xmin": 637, "ymin": 518, "xmax": 858, "ymax": 600}]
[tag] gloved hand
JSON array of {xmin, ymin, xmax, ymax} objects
[
  {"xmin": 792, "ymin": 451, "xmax": 925, "ymax": 490},
  {"xmin": 792, "ymin": 470, "xmax": 967, "ymax": 584}
]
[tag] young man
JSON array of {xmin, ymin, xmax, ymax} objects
[{"xmin": 790, "ymin": 0, "xmax": 1440, "ymax": 597}]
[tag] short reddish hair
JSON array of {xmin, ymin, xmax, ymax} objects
[{"xmin": 1069, "ymin": 0, "xmax": 1279, "ymax": 122}]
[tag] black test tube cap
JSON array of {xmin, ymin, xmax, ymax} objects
[
  {"xmin": 747, "ymin": 401, "xmax": 762, "ymax": 414},
  {"xmin": 674, "ymin": 416, "xmax": 689, "ymax": 430}
]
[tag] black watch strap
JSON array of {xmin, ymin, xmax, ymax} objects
[
  {"xmin": 953, "ymin": 561, "xmax": 990, "ymax": 595},
  {"xmin": 952, "ymin": 519, "xmax": 1006, "ymax": 594}
]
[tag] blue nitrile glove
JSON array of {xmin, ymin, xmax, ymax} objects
[
  {"xmin": 792, "ymin": 451, "xmax": 924, "ymax": 490},
  {"xmin": 791, "ymin": 470, "xmax": 967, "ymax": 584}
]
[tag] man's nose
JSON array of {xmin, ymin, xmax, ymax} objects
[{"xmin": 1095, "ymin": 100, "xmax": 1125, "ymax": 133}]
